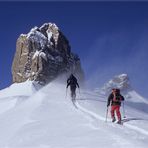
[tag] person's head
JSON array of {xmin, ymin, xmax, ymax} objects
[
  {"xmin": 112, "ymin": 88, "xmax": 120, "ymax": 94},
  {"xmin": 112, "ymin": 88, "xmax": 116, "ymax": 93},
  {"xmin": 70, "ymin": 73, "xmax": 73, "ymax": 77},
  {"xmin": 69, "ymin": 74, "xmax": 74, "ymax": 79},
  {"xmin": 116, "ymin": 89, "xmax": 120, "ymax": 94}
]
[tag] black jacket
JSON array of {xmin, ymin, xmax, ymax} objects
[
  {"xmin": 66, "ymin": 75, "xmax": 79, "ymax": 89},
  {"xmin": 107, "ymin": 93, "xmax": 124, "ymax": 107}
]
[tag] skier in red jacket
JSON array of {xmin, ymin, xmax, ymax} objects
[{"xmin": 107, "ymin": 88, "xmax": 124, "ymax": 124}]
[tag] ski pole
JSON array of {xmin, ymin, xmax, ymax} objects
[
  {"xmin": 66, "ymin": 88, "xmax": 68, "ymax": 99},
  {"xmin": 79, "ymin": 88, "xmax": 81, "ymax": 96},
  {"xmin": 105, "ymin": 107, "xmax": 109, "ymax": 122},
  {"xmin": 122, "ymin": 101, "xmax": 126, "ymax": 118}
]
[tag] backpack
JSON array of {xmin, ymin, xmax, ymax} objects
[
  {"xmin": 67, "ymin": 76, "xmax": 77, "ymax": 85},
  {"xmin": 113, "ymin": 93, "xmax": 122, "ymax": 102}
]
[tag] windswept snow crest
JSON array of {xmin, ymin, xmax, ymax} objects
[{"xmin": 0, "ymin": 80, "xmax": 147, "ymax": 148}]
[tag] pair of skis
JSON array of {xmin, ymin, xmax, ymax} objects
[
  {"xmin": 66, "ymin": 88, "xmax": 79, "ymax": 109},
  {"xmin": 105, "ymin": 107, "xmax": 126, "ymax": 125},
  {"xmin": 112, "ymin": 119, "xmax": 126, "ymax": 125},
  {"xmin": 72, "ymin": 99, "xmax": 78, "ymax": 109}
]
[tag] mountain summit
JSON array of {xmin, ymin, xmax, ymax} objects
[{"xmin": 12, "ymin": 23, "xmax": 84, "ymax": 84}]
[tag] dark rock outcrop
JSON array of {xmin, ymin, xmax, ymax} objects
[{"xmin": 12, "ymin": 23, "xmax": 84, "ymax": 84}]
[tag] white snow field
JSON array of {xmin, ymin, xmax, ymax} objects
[{"xmin": 0, "ymin": 81, "xmax": 148, "ymax": 148}]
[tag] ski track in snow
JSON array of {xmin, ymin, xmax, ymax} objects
[
  {"xmin": 74, "ymin": 95, "xmax": 148, "ymax": 137},
  {"xmin": 0, "ymin": 82, "xmax": 148, "ymax": 148},
  {"xmin": 124, "ymin": 124, "xmax": 148, "ymax": 136},
  {"xmin": 72, "ymin": 101, "xmax": 136, "ymax": 147},
  {"xmin": 69, "ymin": 100, "xmax": 134, "ymax": 147},
  {"xmin": 76, "ymin": 92, "xmax": 148, "ymax": 135}
]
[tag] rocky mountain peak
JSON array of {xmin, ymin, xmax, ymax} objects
[
  {"xmin": 12, "ymin": 23, "xmax": 84, "ymax": 85},
  {"xmin": 40, "ymin": 23, "xmax": 59, "ymax": 45}
]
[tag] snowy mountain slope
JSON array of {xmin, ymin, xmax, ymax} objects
[
  {"xmin": 77, "ymin": 91, "xmax": 148, "ymax": 134},
  {"xmin": 0, "ymin": 81, "xmax": 148, "ymax": 148}
]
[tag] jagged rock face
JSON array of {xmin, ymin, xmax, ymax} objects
[
  {"xmin": 101, "ymin": 74, "xmax": 132, "ymax": 95},
  {"xmin": 12, "ymin": 23, "xmax": 84, "ymax": 84}
]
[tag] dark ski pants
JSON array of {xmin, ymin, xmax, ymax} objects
[
  {"xmin": 111, "ymin": 105, "xmax": 121, "ymax": 121},
  {"xmin": 70, "ymin": 86, "xmax": 76, "ymax": 100}
]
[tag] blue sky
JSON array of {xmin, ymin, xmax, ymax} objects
[{"xmin": 0, "ymin": 2, "xmax": 148, "ymax": 97}]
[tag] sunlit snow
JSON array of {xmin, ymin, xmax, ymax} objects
[{"xmin": 0, "ymin": 79, "xmax": 148, "ymax": 148}]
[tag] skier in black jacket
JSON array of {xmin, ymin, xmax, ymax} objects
[
  {"xmin": 107, "ymin": 88, "xmax": 124, "ymax": 124},
  {"xmin": 66, "ymin": 74, "xmax": 79, "ymax": 100}
]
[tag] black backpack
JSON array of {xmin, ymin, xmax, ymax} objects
[
  {"xmin": 113, "ymin": 93, "xmax": 122, "ymax": 102},
  {"xmin": 67, "ymin": 75, "xmax": 77, "ymax": 85}
]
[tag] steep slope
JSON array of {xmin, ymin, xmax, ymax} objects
[{"xmin": 0, "ymin": 80, "xmax": 148, "ymax": 148}]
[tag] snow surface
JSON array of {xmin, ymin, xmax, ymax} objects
[
  {"xmin": 0, "ymin": 81, "xmax": 148, "ymax": 148},
  {"xmin": 46, "ymin": 30, "xmax": 52, "ymax": 42},
  {"xmin": 32, "ymin": 51, "xmax": 47, "ymax": 61}
]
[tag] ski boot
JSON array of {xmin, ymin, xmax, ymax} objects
[
  {"xmin": 117, "ymin": 120, "xmax": 122, "ymax": 125},
  {"xmin": 112, "ymin": 117, "xmax": 116, "ymax": 122}
]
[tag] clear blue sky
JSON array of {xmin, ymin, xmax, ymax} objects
[{"xmin": 0, "ymin": 2, "xmax": 148, "ymax": 97}]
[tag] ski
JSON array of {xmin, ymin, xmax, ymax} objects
[
  {"xmin": 111, "ymin": 121, "xmax": 123, "ymax": 125},
  {"xmin": 72, "ymin": 99, "xmax": 78, "ymax": 109},
  {"xmin": 115, "ymin": 117, "xmax": 131, "ymax": 125}
]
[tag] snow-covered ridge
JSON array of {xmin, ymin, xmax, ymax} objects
[
  {"xmin": 0, "ymin": 80, "xmax": 148, "ymax": 147},
  {"xmin": 0, "ymin": 81, "xmax": 34, "ymax": 98},
  {"xmin": 21, "ymin": 23, "xmax": 59, "ymax": 48}
]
